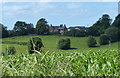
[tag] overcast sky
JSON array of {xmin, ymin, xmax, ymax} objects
[{"xmin": 1, "ymin": 0, "xmax": 119, "ymax": 29}]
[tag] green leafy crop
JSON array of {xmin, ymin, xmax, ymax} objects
[{"xmin": 2, "ymin": 50, "xmax": 119, "ymax": 76}]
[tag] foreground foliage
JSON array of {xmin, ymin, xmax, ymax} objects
[
  {"xmin": 28, "ymin": 37, "xmax": 43, "ymax": 54},
  {"xmin": 2, "ymin": 50, "xmax": 119, "ymax": 76},
  {"xmin": 5, "ymin": 46, "xmax": 16, "ymax": 55}
]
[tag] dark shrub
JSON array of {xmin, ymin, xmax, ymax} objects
[
  {"xmin": 99, "ymin": 34, "xmax": 110, "ymax": 45},
  {"xmin": 58, "ymin": 38, "xmax": 71, "ymax": 50},
  {"xmin": 105, "ymin": 27, "xmax": 119, "ymax": 42},
  {"xmin": 87, "ymin": 36, "xmax": 97, "ymax": 47},
  {"xmin": 28, "ymin": 37, "xmax": 43, "ymax": 54},
  {"xmin": 6, "ymin": 46, "xmax": 16, "ymax": 55}
]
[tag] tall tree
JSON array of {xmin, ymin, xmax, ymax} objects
[
  {"xmin": 36, "ymin": 18, "xmax": 49, "ymax": 35},
  {"xmin": 105, "ymin": 27, "xmax": 119, "ymax": 42},
  {"xmin": 112, "ymin": 14, "xmax": 120, "ymax": 28},
  {"xmin": 0, "ymin": 23, "xmax": 9, "ymax": 38},
  {"xmin": 87, "ymin": 26, "xmax": 100, "ymax": 36},
  {"xmin": 13, "ymin": 21, "xmax": 27, "ymax": 35},
  {"xmin": 26, "ymin": 23, "xmax": 35, "ymax": 34},
  {"xmin": 13, "ymin": 21, "xmax": 34, "ymax": 36},
  {"xmin": 100, "ymin": 14, "xmax": 111, "ymax": 29},
  {"xmin": 88, "ymin": 14, "xmax": 111, "ymax": 36}
]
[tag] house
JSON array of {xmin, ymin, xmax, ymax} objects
[{"xmin": 49, "ymin": 24, "xmax": 67, "ymax": 34}]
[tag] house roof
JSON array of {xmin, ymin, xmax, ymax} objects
[
  {"xmin": 51, "ymin": 26, "xmax": 67, "ymax": 30},
  {"xmin": 58, "ymin": 27, "xmax": 65, "ymax": 29},
  {"xmin": 52, "ymin": 26, "xmax": 59, "ymax": 29}
]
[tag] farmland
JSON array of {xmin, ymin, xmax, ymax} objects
[
  {"xmin": 1, "ymin": 35, "xmax": 119, "ymax": 54},
  {"xmin": 2, "ymin": 49, "xmax": 119, "ymax": 76},
  {"xmin": 1, "ymin": 1, "xmax": 120, "ymax": 77},
  {"xmin": 0, "ymin": 35, "xmax": 119, "ymax": 76}
]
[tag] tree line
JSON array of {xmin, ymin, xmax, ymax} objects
[
  {"xmin": 1, "ymin": 14, "xmax": 120, "ymax": 43},
  {"xmin": 0, "ymin": 18, "xmax": 49, "ymax": 38},
  {"xmin": 65, "ymin": 14, "xmax": 120, "ymax": 38}
]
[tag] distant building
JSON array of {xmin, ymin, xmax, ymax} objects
[
  {"xmin": 68, "ymin": 26, "xmax": 86, "ymax": 31},
  {"xmin": 49, "ymin": 24, "xmax": 67, "ymax": 34}
]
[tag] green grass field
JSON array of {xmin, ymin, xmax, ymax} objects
[
  {"xmin": 1, "ymin": 35, "xmax": 119, "ymax": 54},
  {"xmin": 1, "ymin": 35, "xmax": 119, "ymax": 76}
]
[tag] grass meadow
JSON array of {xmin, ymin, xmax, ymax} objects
[
  {"xmin": 0, "ymin": 35, "xmax": 119, "ymax": 76},
  {"xmin": 1, "ymin": 35, "xmax": 119, "ymax": 54}
]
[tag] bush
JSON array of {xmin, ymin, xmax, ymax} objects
[
  {"xmin": 87, "ymin": 36, "xmax": 97, "ymax": 47},
  {"xmin": 28, "ymin": 37, "xmax": 44, "ymax": 54},
  {"xmin": 6, "ymin": 46, "xmax": 16, "ymax": 55},
  {"xmin": 105, "ymin": 27, "xmax": 119, "ymax": 42},
  {"xmin": 58, "ymin": 38, "xmax": 71, "ymax": 50},
  {"xmin": 99, "ymin": 34, "xmax": 110, "ymax": 45}
]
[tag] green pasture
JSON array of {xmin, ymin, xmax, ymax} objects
[
  {"xmin": 1, "ymin": 35, "xmax": 119, "ymax": 54},
  {"xmin": 1, "ymin": 35, "xmax": 119, "ymax": 76}
]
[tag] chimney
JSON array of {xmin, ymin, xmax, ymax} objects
[{"xmin": 50, "ymin": 24, "xmax": 52, "ymax": 27}]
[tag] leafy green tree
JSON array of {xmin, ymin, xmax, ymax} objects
[
  {"xmin": 87, "ymin": 36, "xmax": 97, "ymax": 47},
  {"xmin": 8, "ymin": 30, "xmax": 16, "ymax": 37},
  {"xmin": 105, "ymin": 27, "xmax": 119, "ymax": 42},
  {"xmin": 26, "ymin": 23, "xmax": 35, "ymax": 35},
  {"xmin": 58, "ymin": 38, "xmax": 71, "ymax": 50},
  {"xmin": 14, "ymin": 21, "xmax": 27, "ymax": 35},
  {"xmin": 88, "ymin": 14, "xmax": 111, "ymax": 36},
  {"xmin": 36, "ymin": 18, "xmax": 49, "ymax": 35},
  {"xmin": 99, "ymin": 34, "xmax": 110, "ymax": 45},
  {"xmin": 6, "ymin": 46, "xmax": 16, "ymax": 55},
  {"xmin": 13, "ymin": 21, "xmax": 34, "ymax": 36},
  {"xmin": 28, "ymin": 37, "xmax": 44, "ymax": 54},
  {"xmin": 112, "ymin": 14, "xmax": 120, "ymax": 28},
  {"xmin": 99, "ymin": 14, "xmax": 111, "ymax": 34},
  {"xmin": 101, "ymin": 14, "xmax": 111, "ymax": 29},
  {"xmin": 87, "ymin": 26, "xmax": 100, "ymax": 36},
  {"xmin": 0, "ymin": 23, "xmax": 9, "ymax": 38}
]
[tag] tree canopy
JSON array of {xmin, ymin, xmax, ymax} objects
[
  {"xmin": 0, "ymin": 23, "xmax": 9, "ymax": 38},
  {"xmin": 88, "ymin": 14, "xmax": 111, "ymax": 36},
  {"xmin": 36, "ymin": 18, "xmax": 49, "ymax": 35},
  {"xmin": 13, "ymin": 21, "xmax": 34, "ymax": 36},
  {"xmin": 112, "ymin": 14, "xmax": 120, "ymax": 28},
  {"xmin": 105, "ymin": 27, "xmax": 119, "ymax": 42}
]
